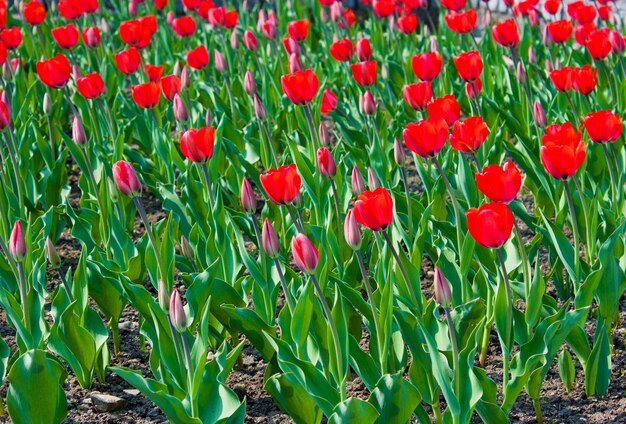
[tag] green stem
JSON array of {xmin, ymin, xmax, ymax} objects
[
  {"xmin": 513, "ymin": 222, "xmax": 531, "ymax": 313},
  {"xmin": 563, "ymin": 180, "xmax": 581, "ymax": 283},
  {"xmin": 286, "ymin": 204, "xmax": 305, "ymax": 234},
  {"xmin": 133, "ymin": 197, "xmax": 168, "ymax": 286},
  {"xmin": 382, "ymin": 230, "xmax": 419, "ymax": 309},
  {"xmin": 400, "ymin": 168, "xmax": 413, "ymax": 235},
  {"xmin": 532, "ymin": 398, "xmax": 544, "ymax": 424},
  {"xmin": 302, "ymin": 104, "xmax": 319, "ymax": 153},
  {"xmin": 17, "ymin": 262, "xmax": 30, "ymax": 333},
  {"xmin": 572, "ymin": 177, "xmax": 593, "ymax": 260},
  {"xmin": 201, "ymin": 163, "xmax": 215, "ymax": 210},
  {"xmin": 444, "ymin": 307, "xmax": 461, "ymax": 402},
  {"xmin": 260, "ymin": 118, "xmax": 279, "ymax": 167},
  {"xmin": 601, "ymin": 144, "xmax": 618, "ymax": 210},
  {"xmin": 273, "ymin": 258, "xmax": 296, "ymax": 314},
  {"xmin": 496, "ymin": 249, "xmax": 512, "ymax": 390},
  {"xmin": 356, "ymin": 251, "xmax": 385, "ymax": 373},
  {"xmin": 57, "ymin": 267, "xmax": 74, "ymax": 302},
  {"xmin": 432, "ymin": 157, "xmax": 464, "ymax": 255}
]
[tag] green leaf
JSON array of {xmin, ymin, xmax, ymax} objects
[
  {"xmin": 264, "ymin": 372, "xmax": 323, "ymax": 424},
  {"xmin": 329, "ymin": 398, "xmax": 380, "ymax": 424},
  {"xmin": 557, "ymin": 349, "xmax": 575, "ymax": 393},
  {"xmin": 367, "ymin": 372, "xmax": 421, "ymax": 424}
]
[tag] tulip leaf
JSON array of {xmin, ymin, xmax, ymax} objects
[
  {"xmin": 367, "ymin": 372, "xmax": 421, "ymax": 424},
  {"xmin": 558, "ymin": 349, "xmax": 576, "ymax": 393},
  {"xmin": 329, "ymin": 398, "xmax": 379, "ymax": 424}
]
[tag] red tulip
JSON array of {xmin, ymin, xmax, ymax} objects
[
  {"xmin": 317, "ymin": 147, "xmax": 337, "ymax": 178},
  {"xmin": 544, "ymin": 0, "xmax": 561, "ymax": 14},
  {"xmin": 172, "ymin": 16, "xmax": 196, "ymax": 37},
  {"xmin": 586, "ymin": 29, "xmax": 612, "ymax": 60},
  {"xmin": 0, "ymin": 100, "xmax": 10, "ymax": 130},
  {"xmin": 77, "ymin": 72, "xmax": 105, "ymax": 99},
  {"xmin": 572, "ymin": 3, "xmax": 596, "ymax": 24},
  {"xmin": 115, "ymin": 47, "xmax": 141, "ymax": 74},
  {"xmin": 440, "ymin": 0, "xmax": 466, "ymax": 10},
  {"xmin": 546, "ymin": 19, "xmax": 573, "ymax": 43},
  {"xmin": 9, "ymin": 220, "xmax": 26, "ymax": 261},
  {"xmin": 83, "ymin": 0, "xmax": 98, "ymax": 13},
  {"xmin": 224, "ymin": 9, "xmax": 238, "ymax": 28},
  {"xmin": 492, "ymin": 19, "xmax": 520, "ymax": 48},
  {"xmin": 180, "ymin": 127, "xmax": 216, "ymax": 162},
  {"xmin": 403, "ymin": 117, "xmax": 449, "ymax": 158},
  {"xmin": 112, "ymin": 160, "xmax": 142, "ymax": 196},
  {"xmin": 58, "ymin": 0, "xmax": 83, "ymax": 20},
  {"xmin": 146, "ymin": 64, "xmax": 163, "ymax": 82},
  {"xmin": 260, "ymin": 164, "xmax": 301, "ymax": 204},
  {"xmin": 353, "ymin": 187, "xmax": 394, "ymax": 231},
  {"xmin": 119, "ymin": 19, "xmax": 152, "ymax": 48},
  {"xmin": 397, "ymin": 14, "xmax": 418, "ymax": 34},
  {"xmin": 444, "ymin": 9, "xmax": 477, "ymax": 33},
  {"xmin": 262, "ymin": 21, "xmax": 277, "ymax": 39},
  {"xmin": 466, "ymin": 78, "xmax": 483, "ymax": 98},
  {"xmin": 403, "ymin": 81, "xmax": 433, "ymax": 110},
  {"xmin": 573, "ymin": 65, "xmax": 597, "ymax": 95},
  {"xmin": 341, "ymin": 9, "xmax": 356, "ymax": 28},
  {"xmin": 161, "ymin": 74, "xmax": 182, "ymax": 101},
  {"xmin": 288, "ymin": 19, "xmax": 309, "ymax": 41},
  {"xmin": 373, "ymin": 0, "xmax": 394, "ymax": 17},
  {"xmin": 132, "ymin": 82, "xmax": 161, "ymax": 108},
  {"xmin": 243, "ymin": 30, "xmax": 259, "ymax": 51},
  {"xmin": 351, "ymin": 60, "xmax": 378, "ymax": 86},
  {"xmin": 155, "ymin": 0, "xmax": 168, "ymax": 9},
  {"xmin": 453, "ymin": 50, "xmax": 483, "ymax": 82},
  {"xmin": 598, "ymin": 5, "xmax": 612, "ymax": 20},
  {"xmin": 466, "ymin": 202, "xmax": 514, "ymax": 248},
  {"xmin": 208, "ymin": 6, "xmax": 225, "ymax": 26},
  {"xmin": 540, "ymin": 122, "xmax": 586, "ymax": 179},
  {"xmin": 187, "ymin": 45, "xmax": 209, "ymax": 69},
  {"xmin": 582, "ymin": 110, "xmax": 622, "ymax": 143},
  {"xmin": 291, "ymin": 233, "xmax": 319, "ymax": 274},
  {"xmin": 281, "ymin": 69, "xmax": 319, "ymax": 105},
  {"xmin": 475, "ymin": 161, "xmax": 522, "ymax": 203},
  {"xmin": 82, "ymin": 26, "xmax": 101, "ymax": 48},
  {"xmin": 427, "ymin": 94, "xmax": 461, "ymax": 126},
  {"xmin": 449, "ymin": 116, "xmax": 489, "ymax": 153},
  {"xmin": 182, "ymin": 0, "xmax": 203, "ymax": 9},
  {"xmin": 23, "ymin": 0, "xmax": 47, "ymax": 25},
  {"xmin": 356, "ymin": 38, "xmax": 372, "ymax": 61},
  {"xmin": 330, "ymin": 38, "xmax": 353, "ymax": 62},
  {"xmin": 549, "ymin": 67, "xmax": 575, "ymax": 91},
  {"xmin": 36, "ymin": 54, "xmax": 71, "ymax": 88},
  {"xmin": 411, "ymin": 51, "xmax": 442, "ymax": 81},
  {"xmin": 0, "ymin": 27, "xmax": 22, "ymax": 50},
  {"xmin": 52, "ymin": 24, "xmax": 79, "ymax": 49},
  {"xmin": 574, "ymin": 23, "xmax": 596, "ymax": 45},
  {"xmin": 321, "ymin": 89, "xmax": 338, "ymax": 114}
]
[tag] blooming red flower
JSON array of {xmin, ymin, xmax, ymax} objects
[
  {"xmin": 356, "ymin": 38, "xmax": 372, "ymax": 61},
  {"xmin": 208, "ymin": 6, "xmax": 225, "ymax": 26},
  {"xmin": 453, "ymin": 50, "xmax": 482, "ymax": 82},
  {"xmin": 115, "ymin": 47, "xmax": 141, "ymax": 74},
  {"xmin": 82, "ymin": 26, "xmax": 101, "ymax": 48},
  {"xmin": 224, "ymin": 9, "xmax": 238, "ymax": 28},
  {"xmin": 52, "ymin": 24, "xmax": 79, "ymax": 49},
  {"xmin": 475, "ymin": 161, "xmax": 522, "ymax": 203},
  {"xmin": 427, "ymin": 94, "xmax": 461, "ymax": 126},
  {"xmin": 572, "ymin": 3, "xmax": 596, "ymax": 24},
  {"xmin": 172, "ymin": 16, "xmax": 196, "ymax": 37},
  {"xmin": 161, "ymin": 74, "xmax": 182, "ymax": 101},
  {"xmin": 373, "ymin": 0, "xmax": 395, "ymax": 17},
  {"xmin": 573, "ymin": 65, "xmax": 597, "ymax": 95},
  {"xmin": 155, "ymin": 0, "xmax": 169, "ymax": 10},
  {"xmin": 119, "ymin": 19, "xmax": 152, "ymax": 48},
  {"xmin": 113, "ymin": 160, "xmax": 142, "ymax": 196},
  {"xmin": 58, "ymin": 0, "xmax": 83, "ymax": 20},
  {"xmin": 586, "ymin": 29, "xmax": 612, "ymax": 59},
  {"xmin": 403, "ymin": 117, "xmax": 449, "ymax": 157},
  {"xmin": 260, "ymin": 164, "xmax": 301, "ymax": 204},
  {"xmin": 23, "ymin": 1, "xmax": 46, "ymax": 25},
  {"xmin": 243, "ymin": 30, "xmax": 259, "ymax": 50},
  {"xmin": 139, "ymin": 15, "xmax": 158, "ymax": 34},
  {"xmin": 546, "ymin": 19, "xmax": 573, "ymax": 43},
  {"xmin": 440, "ymin": 0, "xmax": 466, "ymax": 11},
  {"xmin": 492, "ymin": 19, "xmax": 520, "ymax": 48},
  {"xmin": 291, "ymin": 233, "xmax": 319, "ymax": 274},
  {"xmin": 187, "ymin": 45, "xmax": 209, "ymax": 69},
  {"xmin": 317, "ymin": 147, "xmax": 337, "ymax": 178},
  {"xmin": 353, "ymin": 187, "xmax": 394, "ymax": 231},
  {"xmin": 321, "ymin": 88, "xmax": 338, "ymax": 114},
  {"xmin": 466, "ymin": 202, "xmax": 514, "ymax": 248},
  {"xmin": 540, "ymin": 122, "xmax": 586, "ymax": 179},
  {"xmin": 598, "ymin": 5, "xmax": 612, "ymax": 20},
  {"xmin": 145, "ymin": 64, "xmax": 163, "ymax": 82},
  {"xmin": 411, "ymin": 51, "xmax": 442, "ymax": 81},
  {"xmin": 83, "ymin": 0, "xmax": 98, "ymax": 13},
  {"xmin": 574, "ymin": 23, "xmax": 596, "ymax": 45},
  {"xmin": 550, "ymin": 67, "xmax": 575, "ymax": 91},
  {"xmin": 403, "ymin": 81, "xmax": 433, "ymax": 110},
  {"xmin": 0, "ymin": 27, "xmax": 22, "ymax": 50},
  {"xmin": 582, "ymin": 110, "xmax": 622, "ymax": 143},
  {"xmin": 449, "ymin": 116, "xmax": 489, "ymax": 153},
  {"xmin": 180, "ymin": 127, "xmax": 216, "ymax": 162},
  {"xmin": 36, "ymin": 54, "xmax": 71, "ymax": 88},
  {"xmin": 182, "ymin": 0, "xmax": 201, "ymax": 9},
  {"xmin": 288, "ymin": 19, "xmax": 309, "ymax": 41},
  {"xmin": 397, "ymin": 14, "xmax": 418, "ymax": 33},
  {"xmin": 340, "ymin": 9, "xmax": 356, "ymax": 28},
  {"xmin": 281, "ymin": 69, "xmax": 319, "ymax": 105},
  {"xmin": 544, "ymin": 0, "xmax": 561, "ymax": 14},
  {"xmin": 330, "ymin": 38, "xmax": 353, "ymax": 61},
  {"xmin": 132, "ymin": 82, "xmax": 161, "ymax": 108},
  {"xmin": 466, "ymin": 78, "xmax": 483, "ymax": 98},
  {"xmin": 351, "ymin": 61, "xmax": 377, "ymax": 86},
  {"xmin": 77, "ymin": 72, "xmax": 105, "ymax": 99},
  {"xmin": 444, "ymin": 9, "xmax": 477, "ymax": 33}
]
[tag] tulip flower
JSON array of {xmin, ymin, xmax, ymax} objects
[
  {"xmin": 352, "ymin": 166, "xmax": 366, "ymax": 196},
  {"xmin": 291, "ymin": 233, "xmax": 319, "ymax": 274},
  {"xmin": 172, "ymin": 16, "xmax": 196, "ymax": 37},
  {"xmin": 329, "ymin": 38, "xmax": 353, "ymax": 62},
  {"xmin": 52, "ymin": 24, "xmax": 79, "ymax": 49},
  {"xmin": 573, "ymin": 3, "xmax": 597, "ymax": 24},
  {"xmin": 344, "ymin": 209, "xmax": 362, "ymax": 250},
  {"xmin": 403, "ymin": 81, "xmax": 432, "ymax": 110},
  {"xmin": 397, "ymin": 14, "xmax": 418, "ymax": 34},
  {"xmin": 466, "ymin": 202, "xmax": 514, "ymax": 248},
  {"xmin": 466, "ymin": 78, "xmax": 482, "ymax": 98},
  {"xmin": 169, "ymin": 289, "xmax": 188, "ymax": 332},
  {"xmin": 540, "ymin": 123, "xmax": 586, "ymax": 180},
  {"xmin": 453, "ymin": 51, "xmax": 483, "ymax": 82},
  {"xmin": 433, "ymin": 267, "xmax": 453, "ymax": 307},
  {"xmin": 321, "ymin": 89, "xmax": 338, "ymax": 114},
  {"xmin": 260, "ymin": 164, "xmax": 301, "ymax": 205},
  {"xmin": 146, "ymin": 64, "xmax": 164, "ymax": 82},
  {"xmin": 77, "ymin": 72, "xmax": 105, "ymax": 99},
  {"xmin": 180, "ymin": 127, "xmax": 215, "ymax": 163},
  {"xmin": 36, "ymin": 54, "xmax": 72, "ymax": 88},
  {"xmin": 550, "ymin": 67, "xmax": 575, "ymax": 91},
  {"xmin": 288, "ymin": 54, "xmax": 302, "ymax": 73},
  {"xmin": 403, "ymin": 117, "xmax": 448, "ymax": 158},
  {"xmin": 0, "ymin": 27, "xmax": 22, "ymax": 50},
  {"xmin": 449, "ymin": 116, "xmax": 489, "ymax": 153},
  {"xmin": 82, "ymin": 26, "xmax": 101, "ymax": 48},
  {"xmin": 427, "ymin": 95, "xmax": 461, "ymax": 126},
  {"xmin": 173, "ymin": 94, "xmax": 188, "ymax": 122},
  {"xmin": 288, "ymin": 19, "xmax": 309, "ymax": 41},
  {"xmin": 445, "ymin": 9, "xmax": 477, "ymax": 33},
  {"xmin": 186, "ymin": 45, "xmax": 209, "ymax": 70},
  {"xmin": 441, "ymin": 0, "xmax": 466, "ymax": 11},
  {"xmin": 475, "ymin": 161, "xmax": 522, "ymax": 203},
  {"xmin": 544, "ymin": 0, "xmax": 560, "ymax": 14},
  {"xmin": 58, "ymin": 0, "xmax": 83, "ymax": 20},
  {"xmin": 9, "ymin": 220, "xmax": 26, "ymax": 262},
  {"xmin": 411, "ymin": 51, "xmax": 442, "ymax": 81},
  {"xmin": 356, "ymin": 38, "xmax": 372, "ymax": 61},
  {"xmin": 262, "ymin": 219, "xmax": 280, "ymax": 258},
  {"xmin": 360, "ymin": 90, "xmax": 376, "ymax": 115},
  {"xmin": 243, "ymin": 30, "xmax": 259, "ymax": 51},
  {"xmin": 281, "ymin": 69, "xmax": 319, "ymax": 105},
  {"xmin": 132, "ymin": 82, "xmax": 161, "ymax": 108},
  {"xmin": 582, "ymin": 111, "xmax": 622, "ymax": 143},
  {"xmin": 317, "ymin": 147, "xmax": 337, "ymax": 178},
  {"xmin": 115, "ymin": 47, "xmax": 141, "ymax": 74},
  {"xmin": 586, "ymin": 29, "xmax": 612, "ymax": 60},
  {"xmin": 573, "ymin": 65, "xmax": 597, "ymax": 95},
  {"xmin": 161, "ymin": 74, "xmax": 182, "ymax": 101},
  {"xmin": 72, "ymin": 115, "xmax": 86, "ymax": 146},
  {"xmin": 533, "ymin": 100, "xmax": 548, "ymax": 127},
  {"xmin": 112, "ymin": 160, "xmax": 142, "ymax": 197},
  {"xmin": 240, "ymin": 178, "xmax": 257, "ymax": 213},
  {"xmin": 492, "ymin": 19, "xmax": 520, "ymax": 48},
  {"xmin": 351, "ymin": 61, "xmax": 377, "ymax": 86},
  {"xmin": 23, "ymin": 0, "xmax": 47, "ymax": 25},
  {"xmin": 353, "ymin": 187, "xmax": 393, "ymax": 231},
  {"xmin": 119, "ymin": 19, "xmax": 152, "ymax": 48},
  {"xmin": 546, "ymin": 19, "xmax": 573, "ymax": 43}
]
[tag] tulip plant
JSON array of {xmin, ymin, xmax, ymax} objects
[{"xmin": 0, "ymin": 0, "xmax": 625, "ymax": 423}]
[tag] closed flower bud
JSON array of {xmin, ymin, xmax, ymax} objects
[
  {"xmin": 243, "ymin": 30, "xmax": 259, "ymax": 51},
  {"xmin": 317, "ymin": 147, "xmax": 336, "ymax": 178},
  {"xmin": 360, "ymin": 90, "xmax": 376, "ymax": 115},
  {"xmin": 181, "ymin": 66, "xmax": 190, "ymax": 88},
  {"xmin": 166, "ymin": 11, "xmax": 174, "ymax": 25},
  {"xmin": 533, "ymin": 100, "xmax": 547, "ymax": 127},
  {"xmin": 169, "ymin": 288, "xmax": 188, "ymax": 332},
  {"xmin": 288, "ymin": 53, "xmax": 302, "ymax": 73},
  {"xmin": 320, "ymin": 6, "xmax": 328, "ymax": 23},
  {"xmin": 230, "ymin": 30, "xmax": 239, "ymax": 49},
  {"xmin": 254, "ymin": 94, "xmax": 266, "ymax": 119},
  {"xmin": 241, "ymin": 177, "xmax": 257, "ymax": 213},
  {"xmin": 367, "ymin": 167, "xmax": 380, "ymax": 189},
  {"xmin": 173, "ymin": 94, "xmax": 188, "ymax": 122},
  {"xmin": 158, "ymin": 279, "xmax": 169, "ymax": 310},
  {"xmin": 609, "ymin": 30, "xmax": 625, "ymax": 53},
  {"xmin": 262, "ymin": 218, "xmax": 280, "ymax": 258},
  {"xmin": 205, "ymin": 109, "xmax": 213, "ymax": 127},
  {"xmin": 330, "ymin": 1, "xmax": 343, "ymax": 22},
  {"xmin": 214, "ymin": 49, "xmax": 227, "ymax": 73},
  {"xmin": 108, "ymin": 177, "xmax": 118, "ymax": 202},
  {"xmin": 128, "ymin": 1, "xmax": 137, "ymax": 16},
  {"xmin": 112, "ymin": 160, "xmax": 142, "ymax": 197},
  {"xmin": 3, "ymin": 62, "xmax": 12, "ymax": 81},
  {"xmin": 43, "ymin": 92, "xmax": 53, "ymax": 115},
  {"xmin": 46, "ymin": 236, "xmax": 61, "ymax": 268},
  {"xmin": 430, "ymin": 35, "xmax": 438, "ymax": 52},
  {"xmin": 0, "ymin": 100, "xmax": 10, "ymax": 130},
  {"xmin": 433, "ymin": 267, "xmax": 452, "ymax": 307},
  {"xmin": 244, "ymin": 70, "xmax": 256, "ymax": 94},
  {"xmin": 482, "ymin": 9, "xmax": 491, "ymax": 27},
  {"xmin": 173, "ymin": 61, "xmax": 182, "ymax": 77},
  {"xmin": 180, "ymin": 235, "xmax": 194, "ymax": 260},
  {"xmin": 319, "ymin": 123, "xmax": 331, "ymax": 146},
  {"xmin": 344, "ymin": 209, "xmax": 362, "ymax": 249},
  {"xmin": 516, "ymin": 61, "xmax": 526, "ymax": 83},
  {"xmin": 72, "ymin": 63, "xmax": 82, "ymax": 80},
  {"xmin": 352, "ymin": 166, "xmax": 366, "ymax": 195},
  {"xmin": 72, "ymin": 114, "xmax": 86, "ymax": 146},
  {"xmin": 9, "ymin": 220, "xmax": 26, "ymax": 261},
  {"xmin": 1, "ymin": 91, "xmax": 10, "ymax": 116},
  {"xmin": 528, "ymin": 46, "xmax": 536, "ymax": 64},
  {"xmin": 394, "ymin": 137, "xmax": 406, "ymax": 165},
  {"xmin": 291, "ymin": 233, "xmax": 319, "ymax": 274}
]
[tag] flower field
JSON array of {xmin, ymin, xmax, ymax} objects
[{"xmin": 0, "ymin": 0, "xmax": 625, "ymax": 422}]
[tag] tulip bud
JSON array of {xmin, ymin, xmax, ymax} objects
[
  {"xmin": 181, "ymin": 66, "xmax": 190, "ymax": 88},
  {"xmin": 330, "ymin": 1, "xmax": 343, "ymax": 22},
  {"xmin": 108, "ymin": 177, "xmax": 119, "ymax": 202},
  {"xmin": 351, "ymin": 166, "xmax": 366, "ymax": 195},
  {"xmin": 319, "ymin": 123, "xmax": 331, "ymax": 146},
  {"xmin": 2, "ymin": 62, "xmax": 12, "ymax": 81},
  {"xmin": 286, "ymin": 37, "xmax": 300, "ymax": 56},
  {"xmin": 43, "ymin": 92, "xmax": 52, "ymax": 115},
  {"xmin": 173, "ymin": 61, "xmax": 182, "ymax": 77},
  {"xmin": 205, "ymin": 109, "xmax": 213, "ymax": 127},
  {"xmin": 128, "ymin": 1, "xmax": 137, "ymax": 16},
  {"xmin": 72, "ymin": 64, "xmax": 83, "ymax": 79},
  {"xmin": 1, "ymin": 91, "xmax": 10, "ymax": 116},
  {"xmin": 465, "ymin": 78, "xmax": 482, "ymax": 98},
  {"xmin": 533, "ymin": 100, "xmax": 547, "ymax": 127},
  {"xmin": 243, "ymin": 30, "xmax": 259, "ymax": 51},
  {"xmin": 545, "ymin": 59, "xmax": 553, "ymax": 74},
  {"xmin": 9, "ymin": 220, "xmax": 26, "ymax": 262},
  {"xmin": 72, "ymin": 115, "xmax": 86, "ymax": 146},
  {"xmin": 528, "ymin": 46, "xmax": 536, "ymax": 64},
  {"xmin": 173, "ymin": 94, "xmax": 188, "ymax": 122},
  {"xmin": 381, "ymin": 64, "xmax": 388, "ymax": 80},
  {"xmin": 241, "ymin": 177, "xmax": 257, "ymax": 213},
  {"xmin": 262, "ymin": 218, "xmax": 280, "ymax": 258},
  {"xmin": 213, "ymin": 50, "xmax": 227, "ymax": 73},
  {"xmin": 263, "ymin": 22, "xmax": 277, "ymax": 39},
  {"xmin": 45, "ymin": 236, "xmax": 61, "ymax": 268},
  {"xmin": 516, "ymin": 61, "xmax": 526, "ymax": 83},
  {"xmin": 169, "ymin": 288, "xmax": 188, "ymax": 332},
  {"xmin": 424, "ymin": 24, "xmax": 430, "ymax": 37},
  {"xmin": 394, "ymin": 137, "xmax": 406, "ymax": 166},
  {"xmin": 360, "ymin": 90, "xmax": 376, "ymax": 115},
  {"xmin": 158, "ymin": 279, "xmax": 169, "ymax": 310},
  {"xmin": 244, "ymin": 70, "xmax": 256, "ymax": 94},
  {"xmin": 356, "ymin": 38, "xmax": 372, "ymax": 61},
  {"xmin": 257, "ymin": 10, "xmax": 266, "ymax": 32},
  {"xmin": 433, "ymin": 267, "xmax": 452, "ymax": 308},
  {"xmin": 429, "ymin": 36, "xmax": 438, "ymax": 53},
  {"xmin": 180, "ymin": 235, "xmax": 194, "ymax": 260},
  {"xmin": 344, "ymin": 209, "xmax": 362, "ymax": 250},
  {"xmin": 112, "ymin": 160, "xmax": 142, "ymax": 197},
  {"xmin": 0, "ymin": 100, "xmax": 10, "ymax": 130},
  {"xmin": 254, "ymin": 94, "xmax": 266, "ymax": 119},
  {"xmin": 367, "ymin": 167, "xmax": 380, "ymax": 189},
  {"xmin": 166, "ymin": 11, "xmax": 174, "ymax": 25},
  {"xmin": 317, "ymin": 147, "xmax": 337, "ymax": 178},
  {"xmin": 230, "ymin": 30, "xmax": 239, "ymax": 49},
  {"xmin": 482, "ymin": 9, "xmax": 491, "ymax": 27},
  {"xmin": 291, "ymin": 233, "xmax": 319, "ymax": 274},
  {"xmin": 100, "ymin": 18, "xmax": 109, "ymax": 34},
  {"xmin": 609, "ymin": 30, "xmax": 625, "ymax": 53},
  {"xmin": 288, "ymin": 53, "xmax": 302, "ymax": 73},
  {"xmin": 529, "ymin": 9, "xmax": 539, "ymax": 26},
  {"xmin": 502, "ymin": 55, "xmax": 514, "ymax": 69},
  {"xmin": 320, "ymin": 6, "xmax": 328, "ymax": 23}
]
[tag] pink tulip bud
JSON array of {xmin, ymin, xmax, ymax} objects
[
  {"xmin": 181, "ymin": 66, "xmax": 190, "ymax": 88},
  {"xmin": 244, "ymin": 70, "xmax": 256, "ymax": 94},
  {"xmin": 169, "ymin": 288, "xmax": 188, "ymax": 332},
  {"xmin": 214, "ymin": 49, "xmax": 227, "ymax": 73},
  {"xmin": 241, "ymin": 177, "xmax": 257, "ymax": 213},
  {"xmin": 253, "ymin": 94, "xmax": 266, "ymax": 119},
  {"xmin": 360, "ymin": 90, "xmax": 376, "ymax": 115},
  {"xmin": 344, "ymin": 209, "xmax": 362, "ymax": 250},
  {"xmin": 243, "ymin": 30, "xmax": 259, "ymax": 51},
  {"xmin": 288, "ymin": 53, "xmax": 302, "ymax": 73},
  {"xmin": 320, "ymin": 6, "xmax": 328, "ymax": 23},
  {"xmin": 180, "ymin": 235, "xmax": 194, "ymax": 260},
  {"xmin": 330, "ymin": 1, "xmax": 344, "ymax": 22},
  {"xmin": 83, "ymin": 27, "xmax": 101, "ymax": 48},
  {"xmin": 112, "ymin": 160, "xmax": 142, "ymax": 197},
  {"xmin": 433, "ymin": 267, "xmax": 452, "ymax": 307},
  {"xmin": 502, "ymin": 55, "xmax": 514, "ymax": 69},
  {"xmin": 205, "ymin": 109, "xmax": 213, "ymax": 127},
  {"xmin": 263, "ymin": 21, "xmax": 277, "ymax": 39},
  {"xmin": 173, "ymin": 61, "xmax": 182, "ymax": 77},
  {"xmin": 173, "ymin": 94, "xmax": 188, "ymax": 122},
  {"xmin": 45, "ymin": 236, "xmax": 61, "ymax": 268},
  {"xmin": 516, "ymin": 61, "xmax": 526, "ymax": 83},
  {"xmin": 367, "ymin": 167, "xmax": 380, "ymax": 189},
  {"xmin": 230, "ymin": 30, "xmax": 239, "ymax": 49},
  {"xmin": 533, "ymin": 100, "xmax": 547, "ymax": 127},
  {"xmin": 317, "ymin": 147, "xmax": 337, "ymax": 178},
  {"xmin": 542, "ymin": 27, "xmax": 550, "ymax": 46},
  {"xmin": 158, "ymin": 279, "xmax": 169, "ymax": 310},
  {"xmin": 528, "ymin": 46, "xmax": 536, "ymax": 64},
  {"xmin": 128, "ymin": 1, "xmax": 137, "ymax": 16},
  {"xmin": 609, "ymin": 30, "xmax": 625, "ymax": 53},
  {"xmin": 100, "ymin": 17, "xmax": 109, "ymax": 34},
  {"xmin": 352, "ymin": 166, "xmax": 365, "ymax": 195},
  {"xmin": 256, "ymin": 10, "xmax": 266, "ymax": 32},
  {"xmin": 545, "ymin": 59, "xmax": 553, "ymax": 74},
  {"xmin": 72, "ymin": 115, "xmax": 86, "ymax": 146},
  {"xmin": 9, "ymin": 221, "xmax": 26, "ymax": 261},
  {"xmin": 72, "ymin": 64, "xmax": 82, "ymax": 80},
  {"xmin": 319, "ymin": 123, "xmax": 331, "ymax": 146},
  {"xmin": 262, "ymin": 218, "xmax": 280, "ymax": 258},
  {"xmin": 268, "ymin": 10, "xmax": 277, "ymax": 25},
  {"xmin": 356, "ymin": 38, "xmax": 372, "ymax": 61},
  {"xmin": 481, "ymin": 9, "xmax": 491, "ymax": 27},
  {"xmin": 394, "ymin": 137, "xmax": 406, "ymax": 165},
  {"xmin": 286, "ymin": 37, "xmax": 300, "ymax": 56},
  {"xmin": 291, "ymin": 233, "xmax": 319, "ymax": 274},
  {"xmin": 429, "ymin": 36, "xmax": 438, "ymax": 52},
  {"xmin": 529, "ymin": 9, "xmax": 539, "ymax": 26},
  {"xmin": 166, "ymin": 11, "xmax": 174, "ymax": 25}
]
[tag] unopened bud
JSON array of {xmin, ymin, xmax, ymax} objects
[
  {"xmin": 330, "ymin": 1, "xmax": 344, "ymax": 22},
  {"xmin": 430, "ymin": 36, "xmax": 438, "ymax": 52},
  {"xmin": 1, "ymin": 91, "xmax": 10, "ymax": 116},
  {"xmin": 318, "ymin": 123, "xmax": 331, "ymax": 146},
  {"xmin": 320, "ymin": 6, "xmax": 328, "ymax": 23},
  {"xmin": 9, "ymin": 220, "xmax": 26, "ymax": 262},
  {"xmin": 241, "ymin": 177, "xmax": 257, "ymax": 213},
  {"xmin": 230, "ymin": 30, "xmax": 239, "ymax": 49},
  {"xmin": 254, "ymin": 94, "xmax": 266, "ymax": 119},
  {"xmin": 173, "ymin": 61, "xmax": 182, "ymax": 77},
  {"xmin": 516, "ymin": 61, "xmax": 526, "ymax": 83},
  {"xmin": 181, "ymin": 66, "xmax": 190, "ymax": 88},
  {"xmin": 72, "ymin": 115, "xmax": 86, "ymax": 146},
  {"xmin": 344, "ymin": 209, "xmax": 362, "ymax": 249},
  {"xmin": 243, "ymin": 30, "xmax": 259, "ymax": 51},
  {"xmin": 367, "ymin": 167, "xmax": 380, "ymax": 189},
  {"xmin": 528, "ymin": 46, "xmax": 536, "ymax": 64},
  {"xmin": 169, "ymin": 288, "xmax": 187, "ymax": 332},
  {"xmin": 180, "ymin": 235, "xmax": 194, "ymax": 260},
  {"xmin": 288, "ymin": 53, "xmax": 302, "ymax": 73},
  {"xmin": 214, "ymin": 49, "xmax": 227, "ymax": 73},
  {"xmin": 158, "ymin": 279, "xmax": 169, "ymax": 310},
  {"xmin": 433, "ymin": 267, "xmax": 452, "ymax": 308},
  {"xmin": 533, "ymin": 100, "xmax": 547, "ymax": 127},
  {"xmin": 173, "ymin": 94, "xmax": 188, "ymax": 122},
  {"xmin": 46, "ymin": 236, "xmax": 61, "ymax": 268},
  {"xmin": 291, "ymin": 233, "xmax": 319, "ymax": 274},
  {"xmin": 394, "ymin": 137, "xmax": 406, "ymax": 165},
  {"xmin": 360, "ymin": 90, "xmax": 376, "ymax": 115},
  {"xmin": 128, "ymin": 1, "xmax": 137, "ymax": 16},
  {"xmin": 482, "ymin": 9, "xmax": 491, "ymax": 26},
  {"xmin": 262, "ymin": 218, "xmax": 280, "ymax": 258},
  {"xmin": 609, "ymin": 30, "xmax": 625, "ymax": 53},
  {"xmin": 166, "ymin": 11, "xmax": 174, "ymax": 25},
  {"xmin": 108, "ymin": 177, "xmax": 119, "ymax": 202},
  {"xmin": 205, "ymin": 109, "xmax": 213, "ymax": 126},
  {"xmin": 317, "ymin": 147, "xmax": 336, "ymax": 178},
  {"xmin": 244, "ymin": 70, "xmax": 256, "ymax": 94},
  {"xmin": 351, "ymin": 166, "xmax": 366, "ymax": 195}
]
